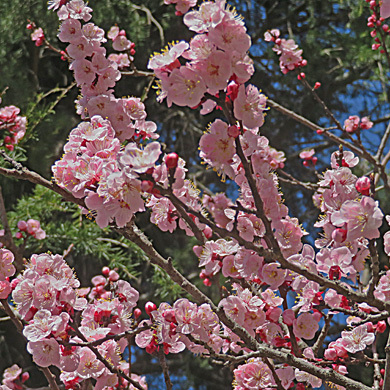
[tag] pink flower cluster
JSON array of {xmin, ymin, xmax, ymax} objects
[
  {"xmin": 50, "ymin": 1, "xmax": 169, "ymax": 229},
  {"xmin": 264, "ymin": 29, "xmax": 307, "ymax": 74},
  {"xmin": 10, "ymin": 252, "xmax": 146, "ymax": 390},
  {"xmin": 15, "ymin": 219, "xmax": 46, "ymax": 240},
  {"xmin": 1, "ymin": 364, "xmax": 29, "ymax": 390},
  {"xmin": 0, "ymin": 105, "xmax": 27, "ymax": 151},
  {"xmin": 343, "ymin": 115, "xmax": 373, "ymax": 133},
  {"xmin": 313, "ymin": 150, "xmax": 382, "ymax": 282},
  {"xmin": 150, "ymin": 1, "xmax": 268, "ymax": 130},
  {"xmin": 107, "ymin": 26, "xmax": 135, "ymax": 54},
  {"xmin": 366, "ymin": 0, "xmax": 390, "ymax": 52},
  {"xmin": 299, "ymin": 148, "xmax": 317, "ymax": 167},
  {"xmin": 164, "ymin": 0, "xmax": 197, "ymax": 16},
  {"xmin": 0, "ymin": 249, "xmax": 15, "ymax": 299}
]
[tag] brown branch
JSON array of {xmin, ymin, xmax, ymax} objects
[
  {"xmin": 117, "ymin": 223, "xmax": 372, "ymax": 390},
  {"xmin": 0, "ymin": 186, "xmax": 24, "ymax": 271},
  {"xmin": 267, "ymin": 98, "xmax": 390, "ymax": 193},
  {"xmin": 376, "ymin": 120, "xmax": 390, "ymax": 160},
  {"xmin": 277, "ymin": 169, "xmax": 319, "ymax": 191},
  {"xmin": 71, "ymin": 323, "xmax": 145, "ymax": 390},
  {"xmin": 0, "ymin": 157, "xmax": 85, "ymax": 209},
  {"xmin": 312, "ymin": 314, "xmax": 333, "ymax": 355},
  {"xmin": 158, "ymin": 348, "xmax": 172, "ymax": 390},
  {"xmin": 383, "ymin": 331, "xmax": 390, "ymax": 390}
]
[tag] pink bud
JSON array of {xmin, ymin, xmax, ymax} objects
[
  {"xmin": 329, "ymin": 265, "xmax": 342, "ymax": 280},
  {"xmin": 332, "ymin": 228, "xmax": 347, "ymax": 243},
  {"xmin": 203, "ymin": 226, "xmax": 212, "ymax": 239},
  {"xmin": 165, "ymin": 153, "xmax": 179, "ymax": 169},
  {"xmin": 145, "ymin": 301, "xmax": 157, "ymax": 316},
  {"xmin": 314, "ymin": 82, "xmax": 321, "ymax": 89},
  {"xmin": 227, "ymin": 125, "xmax": 240, "ymax": 138},
  {"xmin": 108, "ymin": 270, "xmax": 119, "ymax": 281},
  {"xmin": 383, "ymin": 24, "xmax": 389, "ymax": 32},
  {"xmin": 21, "ymin": 372, "xmax": 30, "ymax": 383},
  {"xmin": 17, "ymin": 220, "xmax": 28, "ymax": 230},
  {"xmin": 162, "ymin": 309, "xmax": 177, "ymax": 324},
  {"xmin": 324, "ymin": 348, "xmax": 337, "ymax": 361},
  {"xmin": 141, "ymin": 180, "xmax": 154, "ymax": 193},
  {"xmin": 355, "ymin": 176, "xmax": 371, "ymax": 195},
  {"xmin": 366, "ymin": 322, "xmax": 375, "ymax": 333},
  {"xmin": 203, "ymin": 278, "xmax": 212, "ymax": 286},
  {"xmin": 102, "ymin": 266, "xmax": 110, "ymax": 276},
  {"xmin": 133, "ymin": 308, "xmax": 142, "ymax": 319},
  {"xmin": 15, "ymin": 232, "xmax": 23, "ymax": 239},
  {"xmin": 376, "ymin": 321, "xmax": 386, "ymax": 333},
  {"xmin": 0, "ymin": 280, "xmax": 11, "ymax": 299},
  {"xmin": 5, "ymin": 144, "xmax": 14, "ymax": 151},
  {"xmin": 10, "ymin": 278, "xmax": 20, "ymax": 289}
]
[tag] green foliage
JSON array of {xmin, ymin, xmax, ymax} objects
[{"xmin": 5, "ymin": 185, "xmax": 144, "ymax": 283}]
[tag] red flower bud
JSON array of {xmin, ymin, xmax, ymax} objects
[
  {"xmin": 102, "ymin": 266, "xmax": 110, "ymax": 276},
  {"xmin": 145, "ymin": 301, "xmax": 157, "ymax": 316},
  {"xmin": 165, "ymin": 152, "xmax": 179, "ymax": 169}
]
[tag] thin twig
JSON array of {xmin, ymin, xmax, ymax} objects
[
  {"xmin": 158, "ymin": 348, "xmax": 173, "ymax": 390},
  {"xmin": 383, "ymin": 331, "xmax": 390, "ymax": 389}
]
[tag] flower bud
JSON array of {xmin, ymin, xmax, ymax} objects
[
  {"xmin": 145, "ymin": 301, "xmax": 157, "ymax": 316},
  {"xmin": 376, "ymin": 321, "xmax": 386, "ymax": 333},
  {"xmin": 108, "ymin": 270, "xmax": 119, "ymax": 281},
  {"xmin": 165, "ymin": 153, "xmax": 179, "ymax": 169},
  {"xmin": 355, "ymin": 176, "xmax": 371, "ymax": 195},
  {"xmin": 332, "ymin": 228, "xmax": 347, "ymax": 243},
  {"xmin": 102, "ymin": 266, "xmax": 110, "ymax": 276}
]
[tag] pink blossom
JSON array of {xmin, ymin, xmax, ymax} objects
[
  {"xmin": 27, "ymin": 339, "xmax": 61, "ymax": 368},
  {"xmin": 381, "ymin": 0, "xmax": 390, "ymax": 18},
  {"xmin": 58, "ymin": 19, "xmax": 83, "ymax": 43},
  {"xmin": 0, "ymin": 249, "xmax": 15, "ymax": 281},
  {"xmin": 293, "ymin": 312, "xmax": 319, "ymax": 340},
  {"xmin": 194, "ymin": 50, "xmax": 232, "ymax": 94},
  {"xmin": 77, "ymin": 348, "xmax": 105, "ymax": 379},
  {"xmin": 148, "ymin": 41, "xmax": 189, "ymax": 76},
  {"xmin": 331, "ymin": 196, "xmax": 383, "ymax": 241},
  {"xmin": 118, "ymin": 142, "xmax": 161, "ymax": 174},
  {"xmin": 208, "ymin": 20, "xmax": 251, "ymax": 54},
  {"xmin": 233, "ymin": 84, "xmax": 267, "ymax": 129},
  {"xmin": 164, "ymin": 0, "xmax": 197, "ymax": 15},
  {"xmin": 341, "ymin": 324, "xmax": 375, "ymax": 353},
  {"xmin": 164, "ymin": 66, "xmax": 207, "ymax": 107},
  {"xmin": 23, "ymin": 309, "xmax": 59, "ymax": 342},
  {"xmin": 0, "ymin": 280, "xmax": 11, "ymax": 299},
  {"xmin": 183, "ymin": 1, "xmax": 224, "ymax": 33},
  {"xmin": 199, "ymin": 119, "xmax": 236, "ymax": 168},
  {"xmin": 112, "ymin": 35, "xmax": 132, "ymax": 51},
  {"xmin": 261, "ymin": 263, "xmax": 286, "ymax": 290},
  {"xmin": 234, "ymin": 359, "xmax": 274, "ymax": 390},
  {"xmin": 58, "ymin": 0, "xmax": 93, "ymax": 22},
  {"xmin": 330, "ymin": 151, "xmax": 359, "ymax": 169},
  {"xmin": 344, "ymin": 115, "xmax": 360, "ymax": 133}
]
